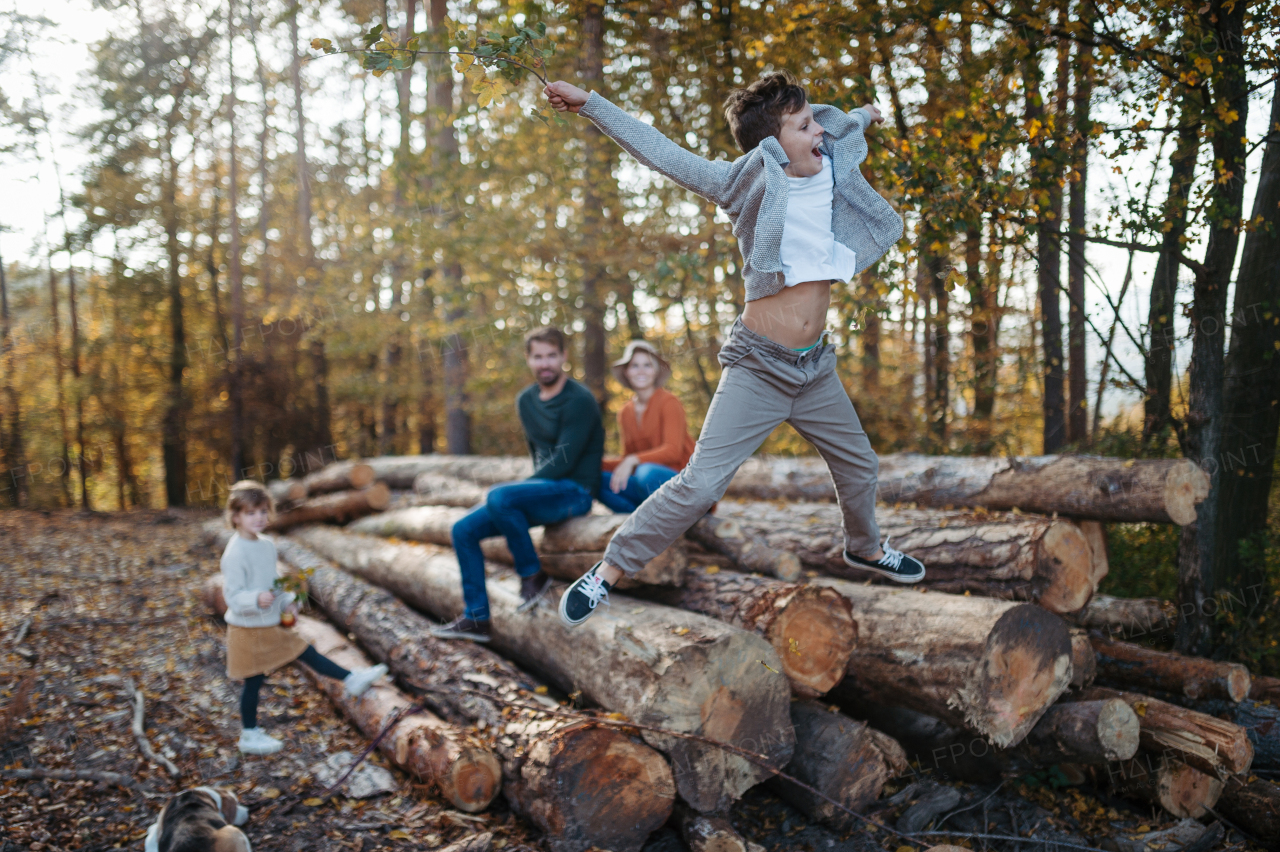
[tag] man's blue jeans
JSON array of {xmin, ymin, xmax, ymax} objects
[
  {"xmin": 597, "ymin": 463, "xmax": 679, "ymax": 513},
  {"xmin": 453, "ymin": 479, "xmax": 593, "ymax": 621}
]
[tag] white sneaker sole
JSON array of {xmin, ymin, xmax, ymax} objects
[
  {"xmin": 238, "ymin": 741, "xmax": 283, "ymax": 755},
  {"xmin": 841, "ymin": 554, "xmax": 926, "ymax": 584}
]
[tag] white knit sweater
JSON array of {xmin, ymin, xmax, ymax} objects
[
  {"xmin": 578, "ymin": 92, "xmax": 904, "ymax": 302},
  {"xmin": 220, "ymin": 532, "xmax": 295, "ymax": 628}
]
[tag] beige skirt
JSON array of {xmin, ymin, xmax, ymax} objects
[{"xmin": 226, "ymin": 624, "xmax": 309, "ymax": 679}]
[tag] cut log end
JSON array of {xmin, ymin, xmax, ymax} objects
[
  {"xmin": 1037, "ymin": 522, "xmax": 1096, "ymax": 614},
  {"xmin": 1223, "ymin": 665, "xmax": 1252, "ymax": 704},
  {"xmin": 956, "ymin": 604, "xmax": 1073, "ymax": 747},
  {"xmin": 1165, "ymin": 460, "xmax": 1211, "ymax": 526},
  {"xmin": 522, "ymin": 725, "xmax": 675, "ymax": 852},
  {"xmin": 768, "ymin": 586, "xmax": 856, "ymax": 698},
  {"xmin": 441, "ymin": 748, "xmax": 504, "ymax": 814},
  {"xmin": 1096, "ymin": 698, "xmax": 1141, "ymax": 762}
]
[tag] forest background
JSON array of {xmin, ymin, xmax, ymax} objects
[{"xmin": 1, "ymin": 0, "xmax": 1278, "ymax": 657}]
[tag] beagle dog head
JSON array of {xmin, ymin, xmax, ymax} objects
[{"xmin": 144, "ymin": 786, "xmax": 251, "ymax": 852}]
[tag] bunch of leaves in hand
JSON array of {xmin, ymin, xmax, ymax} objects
[
  {"xmin": 310, "ymin": 18, "xmax": 560, "ymax": 118},
  {"xmin": 273, "ymin": 566, "xmax": 314, "ymax": 609}
]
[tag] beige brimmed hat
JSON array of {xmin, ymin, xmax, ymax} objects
[{"xmin": 611, "ymin": 340, "xmax": 672, "ymax": 390}]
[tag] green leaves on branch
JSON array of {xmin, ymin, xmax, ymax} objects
[{"xmin": 310, "ymin": 17, "xmax": 560, "ymax": 119}]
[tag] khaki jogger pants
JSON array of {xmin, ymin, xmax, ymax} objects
[{"xmin": 602, "ymin": 317, "xmax": 881, "ymax": 576}]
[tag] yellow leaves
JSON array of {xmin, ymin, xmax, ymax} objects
[
  {"xmin": 968, "ymin": 132, "xmax": 987, "ymax": 150},
  {"xmin": 533, "ymin": 685, "xmax": 548, "ymax": 694},
  {"xmin": 472, "ymin": 75, "xmax": 509, "ymax": 107},
  {"xmin": 1133, "ymin": 700, "xmax": 1148, "ymax": 717},
  {"xmin": 672, "ymin": 626, "xmax": 690, "ymax": 635},
  {"xmin": 302, "ymin": 797, "xmax": 324, "ymax": 807},
  {"xmin": 704, "ymin": 565, "xmax": 720, "ymax": 574},
  {"xmin": 388, "ymin": 830, "xmax": 412, "ymax": 840},
  {"xmin": 1026, "ymin": 118, "xmax": 1043, "ymax": 140},
  {"xmin": 262, "ymin": 788, "xmax": 282, "ymax": 799}
]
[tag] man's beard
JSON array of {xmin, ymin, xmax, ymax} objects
[{"xmin": 536, "ymin": 370, "xmax": 561, "ymax": 387}]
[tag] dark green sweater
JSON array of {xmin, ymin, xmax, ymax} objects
[{"xmin": 517, "ymin": 378, "xmax": 604, "ymax": 494}]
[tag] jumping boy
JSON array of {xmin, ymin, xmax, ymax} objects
[{"xmin": 545, "ymin": 71, "xmax": 926, "ymax": 627}]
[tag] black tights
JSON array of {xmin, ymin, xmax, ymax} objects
[{"xmin": 240, "ymin": 645, "xmax": 350, "ymax": 729}]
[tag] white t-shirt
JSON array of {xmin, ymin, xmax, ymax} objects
[{"xmin": 780, "ymin": 154, "xmax": 858, "ymax": 287}]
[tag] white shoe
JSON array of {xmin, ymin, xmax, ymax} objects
[
  {"xmin": 343, "ymin": 664, "xmax": 388, "ymax": 697},
  {"xmin": 238, "ymin": 727, "xmax": 283, "ymax": 755}
]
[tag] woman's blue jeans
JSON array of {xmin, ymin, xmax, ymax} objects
[
  {"xmin": 597, "ymin": 463, "xmax": 679, "ymax": 514},
  {"xmin": 453, "ymin": 479, "xmax": 593, "ymax": 621}
]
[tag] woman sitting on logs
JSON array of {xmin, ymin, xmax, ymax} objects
[{"xmin": 599, "ymin": 340, "xmax": 697, "ymax": 513}]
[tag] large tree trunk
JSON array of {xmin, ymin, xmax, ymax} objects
[
  {"xmin": 269, "ymin": 537, "xmax": 676, "ymax": 852},
  {"xmin": 1217, "ymin": 777, "xmax": 1280, "ymax": 843},
  {"xmin": 727, "ymin": 453, "xmax": 1209, "ymax": 524},
  {"xmin": 714, "ymin": 501, "xmax": 1103, "ymax": 614},
  {"xmin": 361, "ymin": 454, "xmax": 531, "ymax": 489},
  {"xmin": 1068, "ymin": 594, "xmax": 1175, "ymax": 638},
  {"xmin": 268, "ymin": 485, "xmax": 390, "ymax": 531},
  {"xmin": 1103, "ymin": 751, "xmax": 1224, "ymax": 819},
  {"xmin": 267, "ymin": 478, "xmax": 307, "ymax": 506},
  {"xmin": 410, "ymin": 473, "xmax": 487, "ymax": 506},
  {"xmin": 162, "ymin": 115, "xmax": 188, "ymax": 507},
  {"xmin": 1068, "ymin": 686, "xmax": 1253, "ymax": 778},
  {"xmin": 300, "ymin": 461, "xmax": 375, "ymax": 496},
  {"xmin": 770, "ymin": 701, "xmax": 908, "ymax": 828},
  {"xmin": 845, "ymin": 699, "xmax": 1137, "ymax": 784},
  {"xmin": 1144, "ymin": 88, "xmax": 1202, "ymax": 443},
  {"xmin": 633, "ymin": 565, "xmax": 855, "ymax": 698},
  {"xmin": 290, "ymin": 527, "xmax": 795, "ymax": 814},
  {"xmin": 1214, "ymin": 79, "xmax": 1280, "ymax": 595},
  {"xmin": 0, "ymin": 245, "xmax": 25, "ymax": 507},
  {"xmin": 1024, "ymin": 40, "xmax": 1066, "ymax": 452},
  {"xmin": 1066, "ymin": 34, "xmax": 1092, "ymax": 444},
  {"xmin": 292, "ymin": 615, "xmax": 502, "ymax": 812},
  {"xmin": 1175, "ymin": 0, "xmax": 1251, "ymax": 656},
  {"xmin": 346, "ymin": 505, "xmax": 687, "ymax": 587},
  {"xmin": 817, "ymin": 577, "xmax": 1074, "ymax": 747},
  {"xmin": 227, "ymin": 0, "xmax": 248, "ymax": 482},
  {"xmin": 1090, "ymin": 633, "xmax": 1251, "ymax": 702},
  {"xmin": 47, "ymin": 261, "xmax": 71, "ymax": 506},
  {"xmin": 1173, "ymin": 697, "xmax": 1280, "ymax": 773},
  {"xmin": 685, "ymin": 515, "xmax": 802, "ymax": 581},
  {"xmin": 578, "ymin": 0, "xmax": 610, "ymax": 406}
]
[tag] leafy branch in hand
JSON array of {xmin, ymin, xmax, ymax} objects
[{"xmin": 310, "ymin": 19, "xmax": 564, "ymax": 122}]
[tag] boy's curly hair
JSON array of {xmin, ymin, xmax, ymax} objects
[
  {"xmin": 723, "ymin": 71, "xmax": 809, "ymax": 154},
  {"xmin": 224, "ymin": 480, "xmax": 275, "ymax": 528}
]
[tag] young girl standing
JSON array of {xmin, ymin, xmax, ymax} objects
[{"xmin": 221, "ymin": 480, "xmax": 387, "ymax": 755}]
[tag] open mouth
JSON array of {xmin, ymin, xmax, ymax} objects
[{"xmin": 811, "ymin": 146, "xmax": 821, "ymax": 159}]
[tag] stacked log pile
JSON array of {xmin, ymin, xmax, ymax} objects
[
  {"xmin": 209, "ymin": 450, "xmax": 1278, "ymax": 843},
  {"xmin": 289, "ymin": 526, "xmax": 797, "ymax": 815}
]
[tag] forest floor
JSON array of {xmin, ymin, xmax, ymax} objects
[{"xmin": 0, "ymin": 509, "xmax": 1239, "ymax": 852}]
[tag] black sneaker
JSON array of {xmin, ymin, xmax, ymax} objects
[
  {"xmin": 843, "ymin": 537, "xmax": 926, "ymax": 583},
  {"xmin": 429, "ymin": 615, "xmax": 492, "ymax": 642},
  {"xmin": 558, "ymin": 563, "xmax": 613, "ymax": 626},
  {"xmin": 517, "ymin": 571, "xmax": 553, "ymax": 613}
]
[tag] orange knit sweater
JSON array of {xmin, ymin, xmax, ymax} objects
[{"xmin": 602, "ymin": 388, "xmax": 696, "ymax": 472}]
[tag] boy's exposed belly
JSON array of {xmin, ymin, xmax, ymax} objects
[{"xmin": 740, "ymin": 280, "xmax": 832, "ymax": 348}]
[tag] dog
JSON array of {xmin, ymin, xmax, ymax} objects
[{"xmin": 144, "ymin": 785, "xmax": 252, "ymax": 852}]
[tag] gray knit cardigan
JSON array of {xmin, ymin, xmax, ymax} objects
[{"xmin": 579, "ymin": 91, "xmax": 904, "ymax": 302}]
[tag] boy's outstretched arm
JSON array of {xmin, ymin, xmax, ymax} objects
[{"xmin": 543, "ymin": 80, "xmax": 731, "ymax": 205}]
